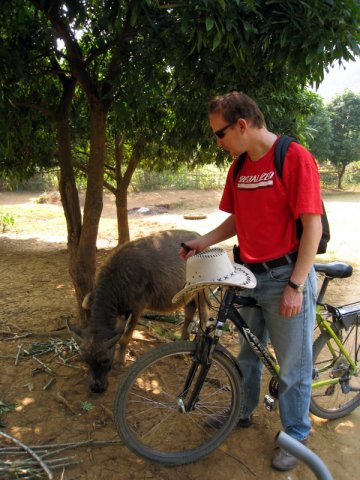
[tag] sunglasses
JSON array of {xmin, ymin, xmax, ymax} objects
[{"xmin": 214, "ymin": 121, "xmax": 237, "ymax": 139}]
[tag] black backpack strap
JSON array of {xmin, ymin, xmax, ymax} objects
[
  {"xmin": 232, "ymin": 152, "xmax": 247, "ymax": 185},
  {"xmin": 233, "ymin": 135, "xmax": 298, "ymax": 185},
  {"xmin": 274, "ymin": 135, "xmax": 298, "ymax": 179}
]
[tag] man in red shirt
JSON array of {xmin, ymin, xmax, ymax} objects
[{"xmin": 180, "ymin": 91, "xmax": 322, "ymax": 471}]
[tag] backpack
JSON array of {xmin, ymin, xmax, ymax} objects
[{"xmin": 232, "ymin": 135, "xmax": 330, "ymax": 255}]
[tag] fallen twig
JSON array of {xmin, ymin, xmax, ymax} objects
[
  {"xmin": 1, "ymin": 332, "xmax": 33, "ymax": 340},
  {"xmin": 100, "ymin": 404, "xmax": 113, "ymax": 420},
  {"xmin": 218, "ymin": 445, "xmax": 256, "ymax": 477},
  {"xmin": 22, "ymin": 347, "xmax": 54, "ymax": 374},
  {"xmin": 15, "ymin": 344, "xmax": 22, "ymax": 365},
  {"xmin": 43, "ymin": 378, "xmax": 56, "ymax": 391},
  {"xmin": 0, "ymin": 436, "xmax": 122, "ymax": 478},
  {"xmin": 55, "ymin": 391, "xmax": 78, "ymax": 415},
  {"xmin": 1, "ymin": 438, "xmax": 122, "ymax": 453},
  {"xmin": 0, "ymin": 431, "xmax": 53, "ymax": 479}
]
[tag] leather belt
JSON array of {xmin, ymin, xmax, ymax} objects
[{"xmin": 244, "ymin": 252, "xmax": 298, "ymax": 274}]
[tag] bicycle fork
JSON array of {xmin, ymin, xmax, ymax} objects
[
  {"xmin": 177, "ymin": 291, "xmax": 235, "ymax": 413},
  {"xmin": 177, "ymin": 334, "xmax": 218, "ymax": 413}
]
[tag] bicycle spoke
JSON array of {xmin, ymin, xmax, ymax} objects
[
  {"xmin": 311, "ymin": 324, "xmax": 360, "ymax": 419},
  {"xmin": 114, "ymin": 341, "xmax": 243, "ymax": 465}
]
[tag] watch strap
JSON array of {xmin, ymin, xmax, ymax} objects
[{"xmin": 288, "ymin": 280, "xmax": 304, "ymax": 292}]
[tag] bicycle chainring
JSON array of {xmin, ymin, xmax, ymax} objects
[{"xmin": 269, "ymin": 376, "xmax": 279, "ymax": 398}]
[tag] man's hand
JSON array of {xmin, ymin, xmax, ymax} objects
[
  {"xmin": 178, "ymin": 240, "xmax": 201, "ymax": 260},
  {"xmin": 280, "ymin": 285, "xmax": 303, "ymax": 317}
]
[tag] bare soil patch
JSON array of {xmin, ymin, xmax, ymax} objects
[{"xmin": 0, "ymin": 190, "xmax": 359, "ymax": 480}]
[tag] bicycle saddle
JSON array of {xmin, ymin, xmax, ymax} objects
[{"xmin": 314, "ymin": 262, "xmax": 353, "ymax": 279}]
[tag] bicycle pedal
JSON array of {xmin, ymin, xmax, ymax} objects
[{"xmin": 264, "ymin": 394, "xmax": 277, "ymax": 411}]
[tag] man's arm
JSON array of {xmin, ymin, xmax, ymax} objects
[
  {"xmin": 280, "ymin": 213, "xmax": 322, "ymax": 317},
  {"xmin": 179, "ymin": 214, "xmax": 237, "ymax": 259}
]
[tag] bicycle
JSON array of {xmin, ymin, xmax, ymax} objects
[{"xmin": 113, "ymin": 259, "xmax": 360, "ymax": 466}]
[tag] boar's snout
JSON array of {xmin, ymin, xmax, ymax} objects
[{"xmin": 89, "ymin": 377, "xmax": 108, "ymax": 393}]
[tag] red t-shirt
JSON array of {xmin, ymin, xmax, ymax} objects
[{"xmin": 219, "ymin": 139, "xmax": 323, "ymax": 263}]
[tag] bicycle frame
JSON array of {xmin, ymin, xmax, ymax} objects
[
  {"xmin": 312, "ymin": 307, "xmax": 359, "ymax": 391},
  {"xmin": 114, "ymin": 261, "xmax": 360, "ymax": 467},
  {"xmin": 220, "ymin": 287, "xmax": 280, "ymax": 378},
  {"xmin": 314, "ymin": 271, "xmax": 358, "ymax": 377},
  {"xmin": 200, "ymin": 285, "xmax": 357, "ymax": 394}
]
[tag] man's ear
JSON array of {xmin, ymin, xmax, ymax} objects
[{"xmin": 237, "ymin": 118, "xmax": 247, "ymax": 133}]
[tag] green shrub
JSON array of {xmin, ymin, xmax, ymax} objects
[
  {"xmin": 0, "ymin": 212, "xmax": 15, "ymax": 232},
  {"xmin": 130, "ymin": 165, "xmax": 228, "ymax": 191}
]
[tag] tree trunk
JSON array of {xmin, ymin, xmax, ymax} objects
[
  {"xmin": 114, "ymin": 136, "xmax": 143, "ymax": 245},
  {"xmin": 116, "ymin": 183, "xmax": 130, "ymax": 245},
  {"xmin": 56, "ymin": 116, "xmax": 83, "ymax": 317},
  {"xmin": 54, "ymin": 78, "xmax": 87, "ymax": 323},
  {"xmin": 337, "ymin": 162, "xmax": 346, "ymax": 189},
  {"xmin": 68, "ymin": 102, "xmax": 107, "ymax": 326}
]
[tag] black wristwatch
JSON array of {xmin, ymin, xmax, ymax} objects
[{"xmin": 288, "ymin": 279, "xmax": 304, "ymax": 293}]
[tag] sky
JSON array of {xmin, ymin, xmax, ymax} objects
[{"xmin": 312, "ymin": 58, "xmax": 360, "ymax": 102}]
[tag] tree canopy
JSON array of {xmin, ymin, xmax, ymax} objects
[
  {"xmin": 327, "ymin": 90, "xmax": 360, "ymax": 187},
  {"xmin": 1, "ymin": 0, "xmax": 359, "ymax": 321},
  {"xmin": 305, "ymin": 90, "xmax": 360, "ymax": 188}
]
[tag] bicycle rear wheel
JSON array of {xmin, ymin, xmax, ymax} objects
[
  {"xmin": 311, "ymin": 324, "xmax": 360, "ymax": 419},
  {"xmin": 113, "ymin": 340, "xmax": 243, "ymax": 466}
]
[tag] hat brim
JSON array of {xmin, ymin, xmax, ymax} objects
[{"xmin": 172, "ymin": 263, "xmax": 256, "ymax": 304}]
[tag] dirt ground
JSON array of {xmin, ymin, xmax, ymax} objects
[{"xmin": 0, "ymin": 189, "xmax": 359, "ymax": 480}]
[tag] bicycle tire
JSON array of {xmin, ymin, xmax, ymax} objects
[
  {"xmin": 311, "ymin": 325, "xmax": 360, "ymax": 419},
  {"xmin": 113, "ymin": 340, "xmax": 243, "ymax": 466}
]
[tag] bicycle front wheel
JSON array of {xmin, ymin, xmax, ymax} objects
[
  {"xmin": 113, "ymin": 340, "xmax": 243, "ymax": 466},
  {"xmin": 311, "ymin": 324, "xmax": 360, "ymax": 419}
]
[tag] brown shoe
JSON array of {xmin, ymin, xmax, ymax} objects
[
  {"xmin": 206, "ymin": 410, "xmax": 253, "ymax": 429},
  {"xmin": 272, "ymin": 438, "xmax": 308, "ymax": 472}
]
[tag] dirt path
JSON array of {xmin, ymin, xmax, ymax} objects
[{"xmin": 0, "ymin": 190, "xmax": 359, "ymax": 480}]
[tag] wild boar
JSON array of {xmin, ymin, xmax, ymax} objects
[{"xmin": 69, "ymin": 229, "xmax": 208, "ymax": 393}]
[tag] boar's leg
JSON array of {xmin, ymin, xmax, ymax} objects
[
  {"xmin": 181, "ymin": 290, "xmax": 210, "ymax": 339},
  {"xmin": 196, "ymin": 289, "xmax": 210, "ymax": 331},
  {"xmin": 181, "ymin": 299, "xmax": 197, "ymax": 340},
  {"xmin": 117, "ymin": 312, "xmax": 140, "ymax": 365}
]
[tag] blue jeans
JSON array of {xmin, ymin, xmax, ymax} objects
[{"xmin": 236, "ymin": 264, "xmax": 317, "ymax": 441}]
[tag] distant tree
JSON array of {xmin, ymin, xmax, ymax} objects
[
  {"xmin": 327, "ymin": 90, "xmax": 360, "ymax": 188},
  {"xmin": 304, "ymin": 97, "xmax": 333, "ymax": 162}
]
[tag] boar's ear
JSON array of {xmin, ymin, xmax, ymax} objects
[
  {"xmin": 82, "ymin": 292, "xmax": 93, "ymax": 311},
  {"xmin": 104, "ymin": 331, "xmax": 123, "ymax": 350},
  {"xmin": 66, "ymin": 319, "xmax": 84, "ymax": 341},
  {"xmin": 103, "ymin": 313, "xmax": 132, "ymax": 350}
]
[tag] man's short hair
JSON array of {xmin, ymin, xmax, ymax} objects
[{"xmin": 209, "ymin": 92, "xmax": 266, "ymax": 128}]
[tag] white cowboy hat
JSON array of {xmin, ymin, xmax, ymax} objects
[{"xmin": 172, "ymin": 247, "xmax": 256, "ymax": 304}]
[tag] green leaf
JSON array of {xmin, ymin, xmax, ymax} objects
[
  {"xmin": 130, "ymin": 8, "xmax": 137, "ymax": 27},
  {"xmin": 305, "ymin": 49, "xmax": 318, "ymax": 65},
  {"xmin": 212, "ymin": 31, "xmax": 222, "ymax": 50},
  {"xmin": 205, "ymin": 17, "xmax": 215, "ymax": 32},
  {"xmin": 0, "ymin": 401, "xmax": 17, "ymax": 414}
]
